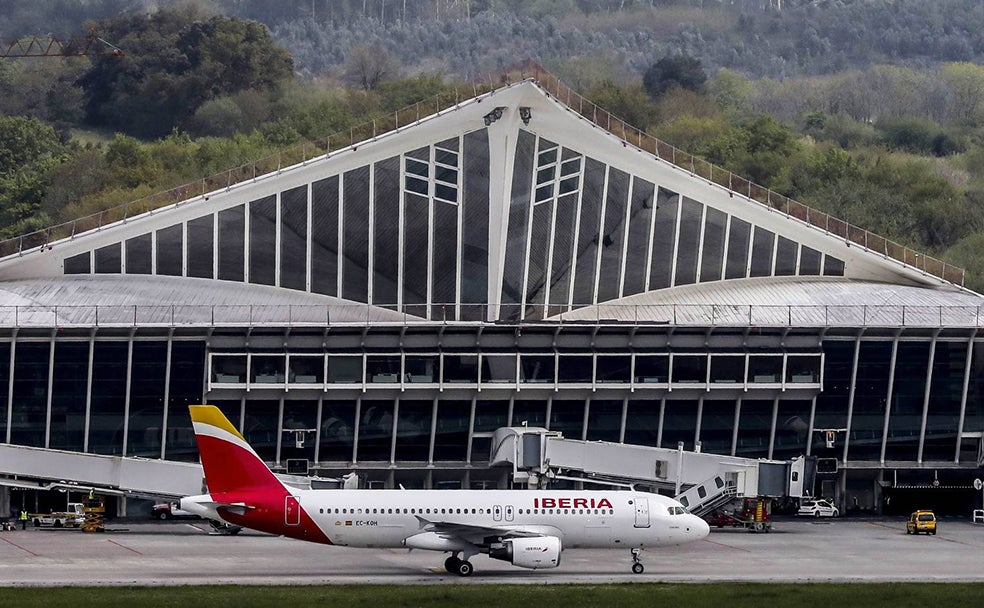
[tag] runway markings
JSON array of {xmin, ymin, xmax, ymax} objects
[
  {"xmin": 107, "ymin": 539, "xmax": 143, "ymax": 555},
  {"xmin": 0, "ymin": 535, "xmax": 40, "ymax": 557}
]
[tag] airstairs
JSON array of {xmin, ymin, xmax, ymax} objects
[{"xmin": 490, "ymin": 427, "xmax": 813, "ymax": 516}]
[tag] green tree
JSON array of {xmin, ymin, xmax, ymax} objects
[
  {"xmin": 940, "ymin": 62, "xmax": 984, "ymax": 125},
  {"xmin": 0, "ymin": 116, "xmax": 67, "ymax": 234},
  {"xmin": 585, "ymin": 81, "xmax": 658, "ymax": 131},
  {"xmin": 104, "ymin": 134, "xmax": 158, "ymax": 188},
  {"xmin": 80, "ymin": 6, "xmax": 293, "ymax": 139},
  {"xmin": 708, "ymin": 69, "xmax": 752, "ymax": 120},
  {"xmin": 786, "ymin": 145, "xmax": 860, "ymax": 199},
  {"xmin": 732, "ymin": 115, "xmax": 799, "ymax": 187},
  {"xmin": 876, "ymin": 117, "xmax": 951, "ymax": 155},
  {"xmin": 945, "ymin": 232, "xmax": 984, "ymax": 292},
  {"xmin": 642, "ymin": 55, "xmax": 707, "ymax": 100}
]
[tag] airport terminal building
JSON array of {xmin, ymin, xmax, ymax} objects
[{"xmin": 1, "ymin": 72, "xmax": 982, "ymax": 515}]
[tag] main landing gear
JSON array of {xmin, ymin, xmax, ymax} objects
[
  {"xmin": 630, "ymin": 548, "xmax": 645, "ymax": 574},
  {"xmin": 444, "ymin": 554, "xmax": 474, "ymax": 577}
]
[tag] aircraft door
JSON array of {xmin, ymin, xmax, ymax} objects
[
  {"xmin": 285, "ymin": 496, "xmax": 301, "ymax": 526},
  {"xmin": 505, "ymin": 505, "xmax": 514, "ymax": 521},
  {"xmin": 493, "ymin": 505, "xmax": 502, "ymax": 522},
  {"xmin": 633, "ymin": 497, "xmax": 650, "ymax": 528}
]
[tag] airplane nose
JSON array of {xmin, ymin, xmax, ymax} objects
[{"xmin": 689, "ymin": 515, "xmax": 710, "ymax": 539}]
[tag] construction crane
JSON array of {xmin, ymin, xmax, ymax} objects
[{"xmin": 1, "ymin": 32, "xmax": 122, "ymax": 59}]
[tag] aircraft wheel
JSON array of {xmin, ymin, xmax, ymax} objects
[
  {"xmin": 632, "ymin": 562, "xmax": 645, "ymax": 574},
  {"xmin": 444, "ymin": 556, "xmax": 461, "ymax": 572},
  {"xmin": 456, "ymin": 560, "xmax": 473, "ymax": 577}
]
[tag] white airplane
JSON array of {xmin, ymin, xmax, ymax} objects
[{"xmin": 181, "ymin": 405, "xmax": 710, "ymax": 576}]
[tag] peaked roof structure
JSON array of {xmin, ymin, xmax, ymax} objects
[{"xmin": 0, "ymin": 67, "xmax": 975, "ymax": 324}]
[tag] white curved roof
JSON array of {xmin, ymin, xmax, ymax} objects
[
  {"xmin": 0, "ymin": 275, "xmax": 409, "ymax": 322},
  {"xmin": 554, "ymin": 277, "xmax": 984, "ymax": 326}
]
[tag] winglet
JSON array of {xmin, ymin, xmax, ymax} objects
[{"xmin": 189, "ymin": 405, "xmax": 285, "ymax": 496}]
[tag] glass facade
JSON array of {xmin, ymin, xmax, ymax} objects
[
  {"xmin": 0, "ymin": 330, "xmax": 977, "ymax": 479},
  {"xmin": 61, "ymin": 128, "xmax": 847, "ymax": 324}
]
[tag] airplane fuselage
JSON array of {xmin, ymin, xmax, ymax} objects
[{"xmin": 185, "ymin": 489, "xmax": 708, "ymax": 550}]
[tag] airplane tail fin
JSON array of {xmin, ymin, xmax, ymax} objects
[{"xmin": 189, "ymin": 405, "xmax": 285, "ymax": 495}]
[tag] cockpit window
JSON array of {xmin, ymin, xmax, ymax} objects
[{"xmin": 669, "ymin": 506, "xmax": 688, "ymax": 515}]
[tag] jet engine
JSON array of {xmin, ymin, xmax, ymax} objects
[{"xmin": 488, "ymin": 536, "xmax": 561, "ymax": 569}]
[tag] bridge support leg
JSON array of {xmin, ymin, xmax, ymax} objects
[{"xmin": 0, "ymin": 486, "xmax": 8, "ymax": 519}]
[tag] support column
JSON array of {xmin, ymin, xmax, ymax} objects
[
  {"xmin": 878, "ymin": 336, "xmax": 900, "ymax": 464},
  {"xmin": 0, "ymin": 485, "xmax": 9, "ymax": 519}
]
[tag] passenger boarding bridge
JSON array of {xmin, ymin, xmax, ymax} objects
[
  {"xmin": 0, "ymin": 443, "xmax": 339, "ymax": 517},
  {"xmin": 490, "ymin": 427, "xmax": 814, "ymax": 515}
]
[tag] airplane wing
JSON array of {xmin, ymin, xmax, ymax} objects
[{"xmin": 413, "ymin": 515, "xmax": 556, "ymax": 544}]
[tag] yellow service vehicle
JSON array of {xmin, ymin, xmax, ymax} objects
[{"xmin": 906, "ymin": 510, "xmax": 937, "ymax": 535}]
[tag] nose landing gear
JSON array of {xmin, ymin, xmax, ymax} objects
[{"xmin": 630, "ymin": 548, "xmax": 644, "ymax": 574}]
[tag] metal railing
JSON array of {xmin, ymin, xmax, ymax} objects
[
  {"xmin": 0, "ymin": 61, "xmax": 965, "ymax": 287},
  {"xmin": 1, "ymin": 303, "xmax": 981, "ymax": 329}
]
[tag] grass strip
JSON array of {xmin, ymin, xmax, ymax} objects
[{"xmin": 0, "ymin": 583, "xmax": 982, "ymax": 608}]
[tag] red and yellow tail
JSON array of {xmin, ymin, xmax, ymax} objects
[{"xmin": 189, "ymin": 405, "xmax": 284, "ymax": 495}]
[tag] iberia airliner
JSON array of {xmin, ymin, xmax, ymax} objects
[{"xmin": 181, "ymin": 405, "xmax": 710, "ymax": 576}]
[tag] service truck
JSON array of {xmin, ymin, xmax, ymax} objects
[{"xmin": 31, "ymin": 502, "xmax": 85, "ymax": 528}]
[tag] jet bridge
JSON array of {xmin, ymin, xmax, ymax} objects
[
  {"xmin": 490, "ymin": 427, "xmax": 814, "ymax": 516},
  {"xmin": 0, "ymin": 443, "xmax": 336, "ymax": 504}
]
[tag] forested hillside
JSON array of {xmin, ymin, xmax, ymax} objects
[
  {"xmin": 7, "ymin": 1, "xmax": 984, "ymax": 80},
  {"xmin": 261, "ymin": 0, "xmax": 984, "ymax": 81},
  {"xmin": 4, "ymin": 2, "xmax": 984, "ymax": 290}
]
